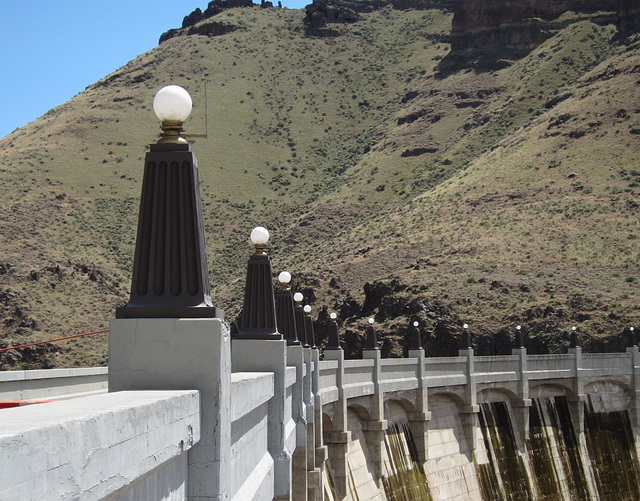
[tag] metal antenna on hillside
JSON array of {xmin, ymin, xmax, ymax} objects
[{"xmin": 183, "ymin": 78, "xmax": 208, "ymax": 140}]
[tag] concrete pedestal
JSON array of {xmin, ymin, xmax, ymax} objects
[
  {"xmin": 323, "ymin": 349, "xmax": 348, "ymax": 498},
  {"xmin": 232, "ymin": 338, "xmax": 294, "ymax": 500},
  {"xmin": 362, "ymin": 348, "xmax": 387, "ymax": 482},
  {"xmin": 459, "ymin": 348, "xmax": 478, "ymax": 452},
  {"xmin": 287, "ymin": 345, "xmax": 308, "ymax": 500},
  {"xmin": 324, "ymin": 431, "xmax": 351, "ymax": 499},
  {"xmin": 312, "ymin": 348, "xmax": 326, "ymax": 501},
  {"xmin": 408, "ymin": 349, "xmax": 431, "ymax": 463},
  {"xmin": 109, "ymin": 318, "xmax": 231, "ymax": 501}
]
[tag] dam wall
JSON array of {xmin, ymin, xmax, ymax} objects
[{"xmin": 1, "ymin": 328, "xmax": 640, "ymax": 500}]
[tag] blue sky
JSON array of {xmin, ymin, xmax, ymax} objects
[{"xmin": 0, "ymin": 0, "xmax": 308, "ymax": 139}]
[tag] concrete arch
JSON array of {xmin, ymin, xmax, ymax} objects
[
  {"xmin": 477, "ymin": 387, "xmax": 518, "ymax": 404},
  {"xmin": 384, "ymin": 399, "xmax": 412, "ymax": 426},
  {"xmin": 347, "ymin": 403, "xmax": 373, "ymax": 422},
  {"xmin": 529, "ymin": 383, "xmax": 572, "ymax": 398},
  {"xmin": 584, "ymin": 379, "xmax": 632, "ymax": 393},
  {"xmin": 383, "ymin": 395, "xmax": 416, "ymax": 414},
  {"xmin": 322, "ymin": 412, "xmax": 334, "ymax": 432},
  {"xmin": 584, "ymin": 380, "xmax": 633, "ymax": 413},
  {"xmin": 429, "ymin": 390, "xmax": 466, "ymax": 406},
  {"xmin": 427, "ymin": 393, "xmax": 476, "ymax": 468}
]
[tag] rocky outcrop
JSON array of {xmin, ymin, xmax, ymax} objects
[
  {"xmin": 619, "ymin": 0, "xmax": 640, "ymax": 32},
  {"xmin": 304, "ymin": 0, "xmax": 454, "ymax": 30},
  {"xmin": 304, "ymin": 0, "xmax": 381, "ymax": 29},
  {"xmin": 160, "ymin": 19, "xmax": 238, "ymax": 44},
  {"xmin": 185, "ymin": 0, "xmax": 254, "ymax": 27},
  {"xmin": 451, "ymin": 0, "xmax": 619, "ymax": 51},
  {"xmin": 159, "ymin": 0, "xmax": 252, "ymax": 43}
]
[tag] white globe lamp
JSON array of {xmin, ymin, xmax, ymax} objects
[
  {"xmin": 153, "ymin": 85, "xmax": 193, "ymax": 144},
  {"xmin": 250, "ymin": 226, "xmax": 269, "ymax": 255},
  {"xmin": 154, "ymin": 85, "xmax": 192, "ymax": 122}
]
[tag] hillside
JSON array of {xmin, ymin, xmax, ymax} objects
[{"xmin": 0, "ymin": 1, "xmax": 639, "ymax": 368}]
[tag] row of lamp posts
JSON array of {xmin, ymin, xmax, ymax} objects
[{"xmin": 116, "ymin": 84, "xmax": 635, "ymax": 356}]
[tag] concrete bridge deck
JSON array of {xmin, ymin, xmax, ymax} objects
[{"xmin": 2, "ymin": 330, "xmax": 639, "ymax": 500}]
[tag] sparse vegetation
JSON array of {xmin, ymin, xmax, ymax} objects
[{"xmin": 0, "ymin": 4, "xmax": 639, "ymax": 369}]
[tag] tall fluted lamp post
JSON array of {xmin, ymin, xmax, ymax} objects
[
  {"xmin": 516, "ymin": 325, "xmax": 524, "ymax": 349},
  {"xmin": 462, "ymin": 323, "xmax": 471, "ymax": 349},
  {"xmin": 326, "ymin": 312, "xmax": 342, "ymax": 350},
  {"xmin": 408, "ymin": 320, "xmax": 422, "ymax": 351},
  {"xmin": 275, "ymin": 271, "xmax": 300, "ymax": 345},
  {"xmin": 365, "ymin": 317, "xmax": 378, "ymax": 351},
  {"xmin": 231, "ymin": 226, "xmax": 292, "ymax": 499},
  {"xmin": 235, "ymin": 226, "xmax": 281, "ymax": 340},
  {"xmin": 109, "ymin": 85, "xmax": 230, "ymax": 500},
  {"xmin": 294, "ymin": 292, "xmax": 309, "ymax": 347},
  {"xmin": 570, "ymin": 325, "xmax": 579, "ymax": 349},
  {"xmin": 117, "ymin": 85, "xmax": 222, "ymax": 320},
  {"xmin": 304, "ymin": 305, "xmax": 317, "ymax": 349}
]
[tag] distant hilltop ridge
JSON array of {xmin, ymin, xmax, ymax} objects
[
  {"xmin": 160, "ymin": 0, "xmax": 454, "ymax": 43},
  {"xmin": 452, "ymin": 0, "xmax": 637, "ymax": 51},
  {"xmin": 161, "ymin": 0, "xmax": 639, "ymax": 50}
]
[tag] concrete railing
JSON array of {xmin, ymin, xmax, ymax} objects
[
  {"xmin": 423, "ymin": 356, "xmax": 468, "ymax": 386},
  {"xmin": 2, "ymin": 346, "xmax": 638, "ymax": 501},
  {"xmin": 527, "ymin": 354, "xmax": 574, "ymax": 377},
  {"xmin": 318, "ymin": 350, "xmax": 638, "ymax": 404},
  {"xmin": 0, "ymin": 367, "xmax": 107, "ymax": 401},
  {"xmin": 1, "ymin": 351, "xmax": 635, "ymax": 408},
  {"xmin": 318, "ymin": 359, "xmax": 339, "ymax": 404},
  {"xmin": 582, "ymin": 352, "xmax": 632, "ymax": 376},
  {"xmin": 474, "ymin": 355, "xmax": 520, "ymax": 374},
  {"xmin": 0, "ymin": 390, "xmax": 199, "ymax": 501},
  {"xmin": 343, "ymin": 359, "xmax": 375, "ymax": 398},
  {"xmin": 380, "ymin": 359, "xmax": 419, "ymax": 393},
  {"xmin": 229, "ymin": 372, "xmax": 275, "ymax": 501}
]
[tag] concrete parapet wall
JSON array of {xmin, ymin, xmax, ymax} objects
[
  {"xmin": 343, "ymin": 359, "xmax": 375, "ymax": 399},
  {"xmin": 379, "ymin": 359, "xmax": 419, "ymax": 393},
  {"xmin": 3, "ymin": 340, "xmax": 639, "ymax": 500},
  {"xmin": 318, "ymin": 360, "xmax": 339, "ymax": 404},
  {"xmin": 230, "ymin": 372, "xmax": 275, "ymax": 501},
  {"xmin": 0, "ymin": 390, "xmax": 199, "ymax": 501},
  {"xmin": 109, "ymin": 317, "xmax": 231, "ymax": 500},
  {"xmin": 527, "ymin": 354, "xmax": 574, "ymax": 372},
  {"xmin": 474, "ymin": 355, "xmax": 519, "ymax": 375},
  {"xmin": 0, "ymin": 367, "xmax": 108, "ymax": 401}
]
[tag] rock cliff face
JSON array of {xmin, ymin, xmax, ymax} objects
[
  {"xmin": 159, "ymin": 0, "xmax": 253, "ymax": 43},
  {"xmin": 451, "ymin": 0, "xmax": 619, "ymax": 51},
  {"xmin": 619, "ymin": 0, "xmax": 640, "ymax": 32},
  {"xmin": 304, "ymin": 0, "xmax": 455, "ymax": 30}
]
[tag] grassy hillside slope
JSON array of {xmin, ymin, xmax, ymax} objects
[{"xmin": 0, "ymin": 3, "xmax": 638, "ymax": 368}]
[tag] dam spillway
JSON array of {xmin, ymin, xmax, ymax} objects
[
  {"xmin": 321, "ymin": 346, "xmax": 640, "ymax": 500},
  {"xmin": 351, "ymin": 394, "xmax": 640, "ymax": 500},
  {"xmin": 4, "ymin": 323, "xmax": 640, "ymax": 500}
]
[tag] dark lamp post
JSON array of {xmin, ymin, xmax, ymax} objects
[
  {"xmin": 570, "ymin": 326, "xmax": 579, "ymax": 348},
  {"xmin": 408, "ymin": 320, "xmax": 421, "ymax": 350},
  {"xmin": 294, "ymin": 293, "xmax": 308, "ymax": 347},
  {"xmin": 275, "ymin": 271, "xmax": 300, "ymax": 345},
  {"xmin": 235, "ymin": 227, "xmax": 281, "ymax": 340},
  {"xmin": 461, "ymin": 323, "xmax": 471, "ymax": 349},
  {"xmin": 516, "ymin": 325, "xmax": 524, "ymax": 348},
  {"xmin": 326, "ymin": 312, "xmax": 341, "ymax": 350},
  {"xmin": 117, "ymin": 85, "xmax": 222, "ymax": 320},
  {"xmin": 365, "ymin": 317, "xmax": 378, "ymax": 350},
  {"xmin": 304, "ymin": 305, "xmax": 316, "ymax": 349}
]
